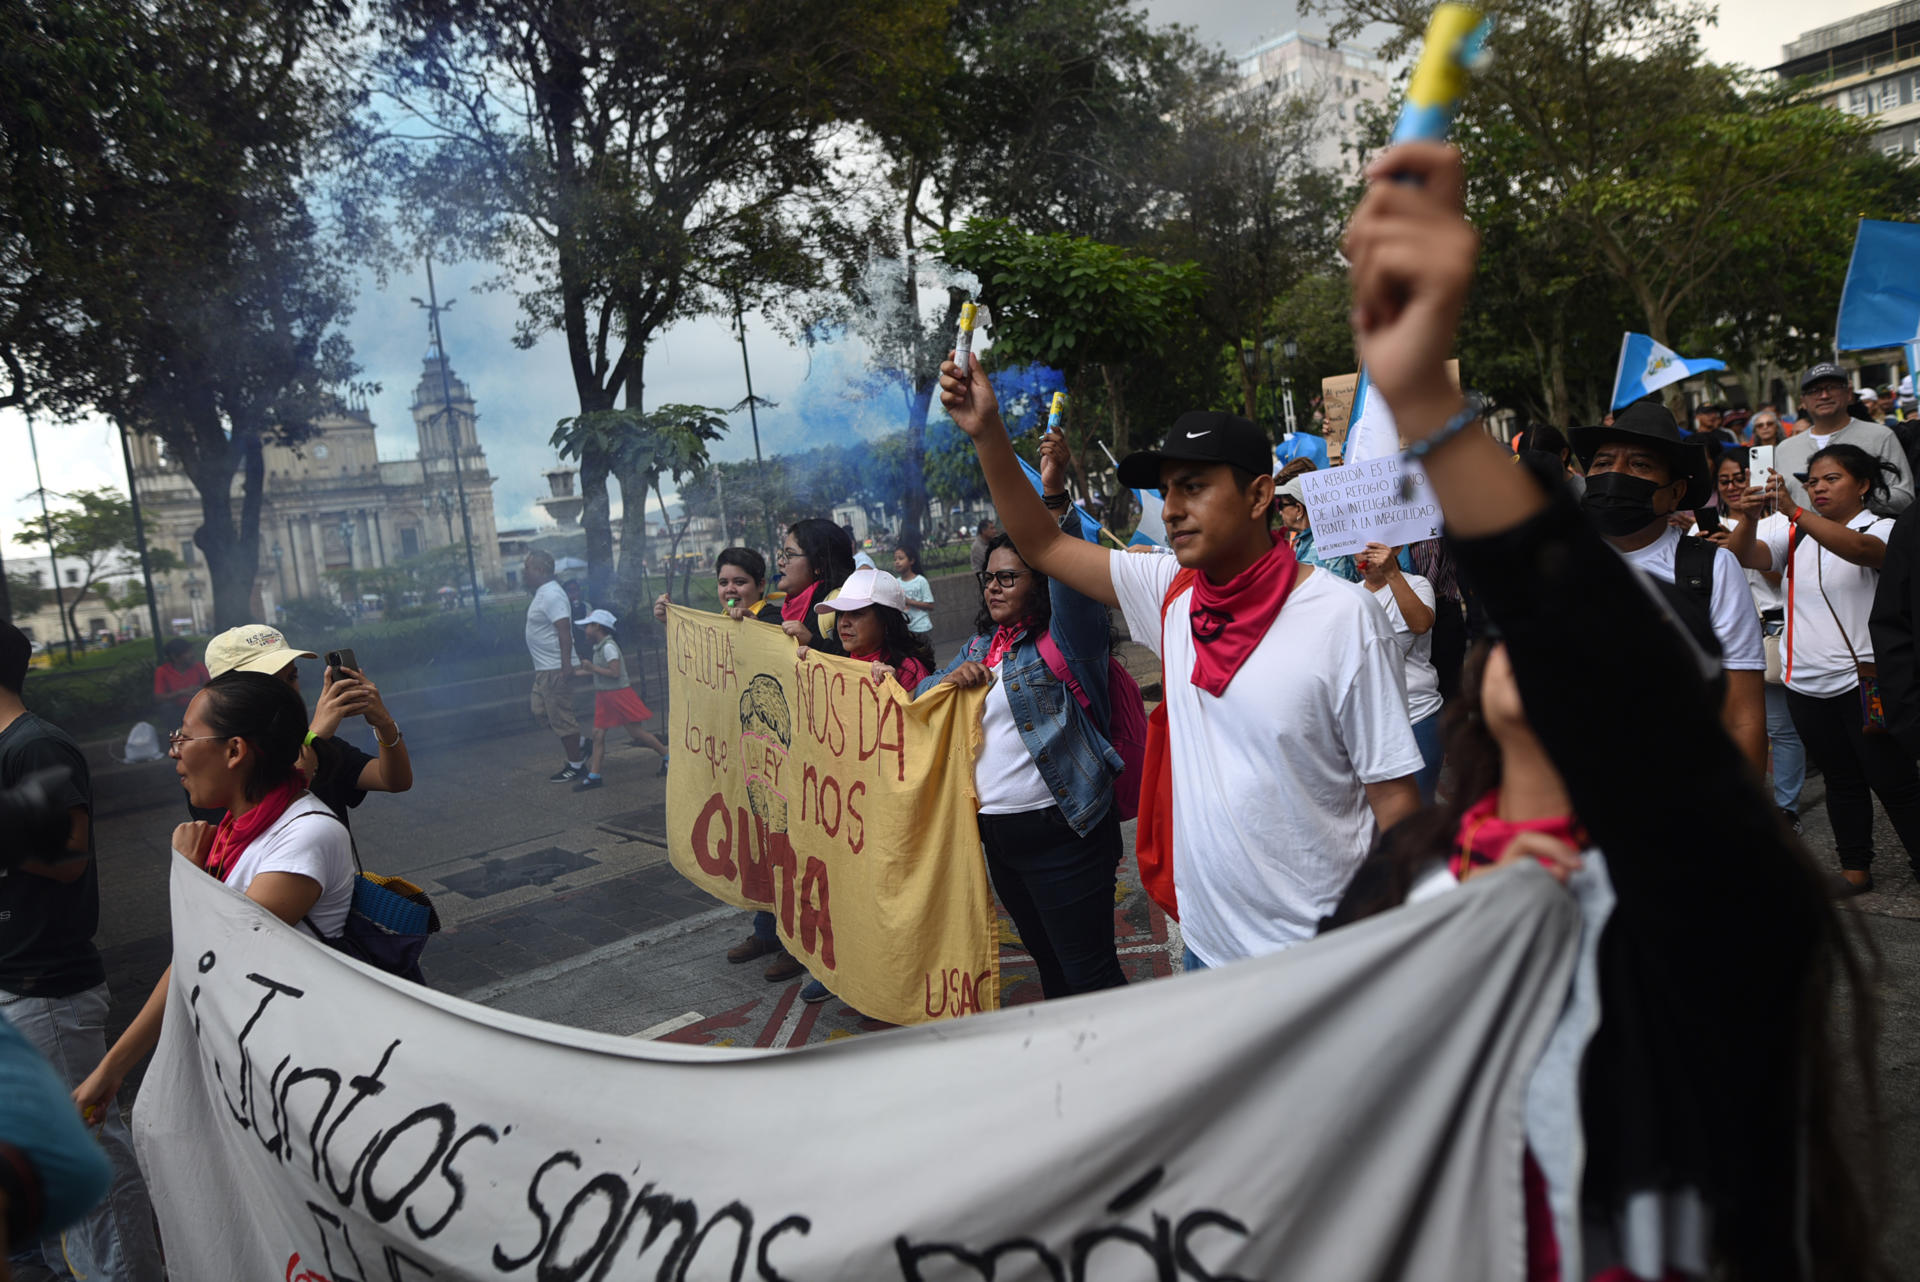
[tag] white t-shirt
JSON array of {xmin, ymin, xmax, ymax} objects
[
  {"xmin": 974, "ymin": 671, "xmax": 1056, "ymax": 815},
  {"xmin": 1726, "ymin": 512, "xmax": 1788, "ymax": 616},
  {"xmin": 1617, "ymin": 526, "xmax": 1765, "ymax": 671},
  {"xmin": 222, "ymin": 793, "xmax": 355, "ymax": 938},
  {"xmin": 1109, "ymin": 551, "xmax": 1424, "ymax": 967},
  {"xmin": 1368, "ymin": 574, "xmax": 1443, "ymax": 723},
  {"xmin": 897, "ymin": 573, "xmax": 934, "ymax": 634},
  {"xmin": 525, "ymin": 581, "xmax": 571, "ymax": 671},
  {"xmin": 1762, "ymin": 511, "xmax": 1894, "ymax": 696}
]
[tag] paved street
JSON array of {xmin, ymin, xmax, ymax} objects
[{"xmin": 82, "ymin": 710, "xmax": 1920, "ymax": 1265}]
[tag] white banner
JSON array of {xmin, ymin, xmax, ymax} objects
[
  {"xmin": 133, "ymin": 854, "xmax": 1577, "ymax": 1281},
  {"xmin": 1298, "ymin": 454, "xmax": 1443, "ymax": 558}
]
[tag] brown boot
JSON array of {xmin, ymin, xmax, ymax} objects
[
  {"xmin": 763, "ymin": 952, "xmax": 805, "ymax": 982},
  {"xmin": 726, "ymin": 934, "xmax": 780, "ymax": 964}
]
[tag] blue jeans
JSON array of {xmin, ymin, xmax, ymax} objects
[
  {"xmin": 0, "ymin": 984, "xmax": 165, "ymax": 1281},
  {"xmin": 751, "ymin": 910, "xmax": 778, "ymax": 946},
  {"xmin": 1183, "ymin": 949, "xmax": 1209, "ymax": 973},
  {"xmin": 979, "ymin": 804, "xmax": 1126, "ymax": 998},
  {"xmin": 1764, "ymin": 681, "xmax": 1805, "ymax": 812},
  {"xmin": 1410, "ymin": 711, "xmax": 1445, "ymax": 804}
]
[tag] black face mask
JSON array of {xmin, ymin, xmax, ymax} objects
[{"xmin": 1581, "ymin": 470, "xmax": 1668, "ymax": 537}]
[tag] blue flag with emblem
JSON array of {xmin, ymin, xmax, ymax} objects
[
  {"xmin": 1610, "ymin": 333, "xmax": 1726, "ymax": 410},
  {"xmin": 1836, "ymin": 220, "xmax": 1920, "ymax": 353},
  {"xmin": 1014, "ymin": 454, "xmax": 1103, "ymax": 545}
]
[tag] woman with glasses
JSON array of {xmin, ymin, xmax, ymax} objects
[
  {"xmin": 912, "ymin": 431, "xmax": 1128, "ymax": 999},
  {"xmin": 775, "ymin": 519, "xmax": 858, "ymax": 657},
  {"xmin": 73, "ymin": 671, "xmax": 355, "ymax": 1117},
  {"xmin": 1748, "ymin": 412, "xmax": 1784, "ymax": 446}
]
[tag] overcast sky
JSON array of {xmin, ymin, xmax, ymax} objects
[{"xmin": 0, "ymin": 0, "xmax": 1890, "ymax": 564}]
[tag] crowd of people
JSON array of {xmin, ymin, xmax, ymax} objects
[{"xmin": 0, "ymin": 137, "xmax": 1904, "ymax": 1280}]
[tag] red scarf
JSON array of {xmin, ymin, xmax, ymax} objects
[
  {"xmin": 205, "ymin": 772, "xmax": 308, "ymax": 883},
  {"xmin": 1449, "ymin": 790, "xmax": 1584, "ymax": 881},
  {"xmin": 1186, "ymin": 533, "xmax": 1299, "ymax": 696},
  {"xmin": 780, "ymin": 580, "xmax": 821, "ymax": 625},
  {"xmin": 982, "ymin": 623, "xmax": 1029, "ymax": 669}
]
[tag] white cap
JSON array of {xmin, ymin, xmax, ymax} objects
[
  {"xmin": 205, "ymin": 625, "xmax": 317, "ymax": 679},
  {"xmin": 818, "ymin": 566, "xmax": 906, "ymax": 614},
  {"xmin": 1859, "ymin": 385, "xmax": 1879, "ymax": 400},
  {"xmin": 582, "ymin": 608, "xmax": 617, "ymax": 628}
]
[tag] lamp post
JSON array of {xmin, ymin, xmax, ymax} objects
[
  {"xmin": 271, "ymin": 542, "xmax": 285, "ymax": 620},
  {"xmin": 184, "ymin": 572, "xmax": 203, "ymax": 634},
  {"xmin": 1281, "ymin": 337, "xmax": 1300, "ymax": 436}
]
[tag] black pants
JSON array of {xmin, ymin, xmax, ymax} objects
[
  {"xmin": 978, "ymin": 804, "xmax": 1126, "ymax": 999},
  {"xmin": 1787, "ymin": 686, "xmax": 1920, "ymax": 873}
]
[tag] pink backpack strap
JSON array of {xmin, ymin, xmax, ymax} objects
[{"xmin": 1035, "ymin": 630, "xmax": 1092, "ymax": 711}]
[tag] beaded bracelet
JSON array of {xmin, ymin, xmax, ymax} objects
[{"xmin": 1402, "ymin": 393, "xmax": 1486, "ymax": 465}]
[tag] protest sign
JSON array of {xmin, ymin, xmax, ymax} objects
[
  {"xmin": 1320, "ymin": 373, "xmax": 1359, "ymax": 461},
  {"xmin": 1297, "ymin": 454, "xmax": 1443, "ymax": 558},
  {"xmin": 663, "ymin": 605, "xmax": 998, "ymax": 1025},
  {"xmin": 134, "ymin": 850, "xmax": 1581, "ymax": 1281},
  {"xmin": 1322, "ymin": 362, "xmax": 1459, "ymax": 463}
]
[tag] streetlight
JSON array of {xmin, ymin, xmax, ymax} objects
[
  {"xmin": 1281, "ymin": 337, "xmax": 1300, "ymax": 436},
  {"xmin": 184, "ymin": 572, "xmax": 203, "ymax": 634},
  {"xmin": 271, "ymin": 542, "xmax": 285, "ymax": 618}
]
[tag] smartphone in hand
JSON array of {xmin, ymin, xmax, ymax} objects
[
  {"xmin": 1748, "ymin": 445, "xmax": 1775, "ymax": 480},
  {"xmin": 325, "ymin": 648, "xmax": 359, "ymax": 678},
  {"xmin": 1695, "ymin": 507, "xmax": 1723, "ymax": 535}
]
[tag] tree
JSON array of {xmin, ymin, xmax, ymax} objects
[
  {"xmin": 937, "ymin": 218, "xmax": 1207, "ymax": 483},
  {"xmin": 25, "ymin": 489, "xmax": 139, "ymax": 646},
  {"xmin": 552, "ymin": 404, "xmax": 727, "ymax": 622},
  {"xmin": 379, "ymin": 0, "xmax": 947, "ymax": 607},
  {"xmin": 4, "ymin": 571, "xmax": 49, "ymax": 621},
  {"xmin": 1315, "ymin": 0, "xmax": 1920, "ymax": 421},
  {"xmin": 2, "ymin": 0, "xmax": 369, "ymax": 627}
]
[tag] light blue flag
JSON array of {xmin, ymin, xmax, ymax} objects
[
  {"xmin": 1836, "ymin": 220, "xmax": 1920, "ymax": 352},
  {"xmin": 1130, "ymin": 488, "xmax": 1167, "ymax": 546},
  {"xmin": 1610, "ymin": 333, "xmax": 1726, "ymax": 410},
  {"xmin": 1015, "ymin": 454, "xmax": 1103, "ymax": 545}
]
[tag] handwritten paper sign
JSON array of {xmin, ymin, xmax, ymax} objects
[
  {"xmin": 664, "ymin": 606, "xmax": 997, "ymax": 1024},
  {"xmin": 1297, "ymin": 454, "xmax": 1443, "ymax": 557},
  {"xmin": 1320, "ymin": 374, "xmax": 1359, "ymax": 463}
]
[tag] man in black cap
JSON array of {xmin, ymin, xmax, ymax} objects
[
  {"xmin": 933, "ymin": 374, "xmax": 1423, "ymax": 973},
  {"xmin": 1571, "ymin": 402, "xmax": 1768, "ymax": 772},
  {"xmin": 1773, "ymin": 363, "xmax": 1914, "ymax": 515},
  {"xmin": 1690, "ymin": 403, "xmax": 1738, "ymax": 449}
]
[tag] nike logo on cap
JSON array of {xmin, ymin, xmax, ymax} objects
[{"xmin": 1184, "ymin": 430, "xmax": 1211, "ymax": 439}]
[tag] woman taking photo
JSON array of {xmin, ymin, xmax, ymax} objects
[
  {"xmin": 1731, "ymin": 443, "xmax": 1920, "ymax": 894},
  {"xmin": 1357, "ymin": 541, "xmax": 1444, "ymax": 801},
  {"xmin": 73, "ymin": 672, "xmax": 355, "ymax": 1113},
  {"xmin": 914, "ymin": 430, "xmax": 1127, "ymax": 1000}
]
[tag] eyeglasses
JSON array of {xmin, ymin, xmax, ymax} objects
[
  {"xmin": 977, "ymin": 570, "xmax": 1032, "ymax": 590},
  {"xmin": 775, "ymin": 548, "xmax": 805, "ymax": 564},
  {"xmin": 168, "ymin": 730, "xmax": 228, "ymax": 753}
]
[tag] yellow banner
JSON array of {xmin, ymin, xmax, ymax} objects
[{"xmin": 664, "ymin": 606, "xmax": 998, "ymax": 1024}]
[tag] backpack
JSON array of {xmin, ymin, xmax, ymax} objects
[
  {"xmin": 1672, "ymin": 533, "xmax": 1716, "ymax": 607},
  {"xmin": 295, "ymin": 813, "xmax": 440, "ymax": 983},
  {"xmin": 1034, "ymin": 631, "xmax": 1148, "ymax": 821},
  {"xmin": 1134, "ymin": 568, "xmax": 1200, "ymax": 920}
]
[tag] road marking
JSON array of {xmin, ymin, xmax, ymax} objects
[
  {"xmin": 630, "ymin": 1011, "xmax": 705, "ymax": 1040},
  {"xmin": 457, "ymin": 905, "xmax": 736, "ymax": 1006}
]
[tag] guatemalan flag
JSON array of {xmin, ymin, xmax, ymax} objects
[
  {"xmin": 1014, "ymin": 454, "xmax": 1103, "ymax": 545},
  {"xmin": 1129, "ymin": 488, "xmax": 1167, "ymax": 546},
  {"xmin": 1611, "ymin": 333, "xmax": 1726, "ymax": 410},
  {"xmin": 1836, "ymin": 220, "xmax": 1920, "ymax": 362}
]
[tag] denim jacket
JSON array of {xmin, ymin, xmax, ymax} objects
[{"xmin": 915, "ymin": 516, "xmax": 1124, "ymax": 836}]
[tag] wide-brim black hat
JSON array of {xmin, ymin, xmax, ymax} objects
[
  {"xmin": 1117, "ymin": 411, "xmax": 1273, "ymax": 491},
  {"xmin": 1568, "ymin": 402, "xmax": 1713, "ymax": 508}
]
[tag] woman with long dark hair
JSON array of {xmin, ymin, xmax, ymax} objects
[
  {"xmin": 1336, "ymin": 140, "xmax": 1885, "ymax": 1280},
  {"xmin": 912, "ymin": 432, "xmax": 1127, "ymax": 1000},
  {"xmin": 777, "ymin": 518, "xmax": 857, "ymax": 656},
  {"xmin": 807, "ymin": 568, "xmax": 933, "ymax": 690},
  {"xmin": 73, "ymin": 672, "xmax": 355, "ymax": 1114},
  {"xmin": 1730, "ymin": 442, "xmax": 1920, "ymax": 894}
]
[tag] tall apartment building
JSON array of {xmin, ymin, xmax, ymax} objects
[
  {"xmin": 1235, "ymin": 30, "xmax": 1394, "ymax": 173},
  {"xmin": 1779, "ymin": 2, "xmax": 1920, "ymax": 159}
]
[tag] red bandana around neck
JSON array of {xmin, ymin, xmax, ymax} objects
[
  {"xmin": 780, "ymin": 580, "xmax": 821, "ymax": 625},
  {"xmin": 1450, "ymin": 789, "xmax": 1584, "ymax": 880},
  {"xmin": 205, "ymin": 771, "xmax": 308, "ymax": 882},
  {"xmin": 982, "ymin": 622, "xmax": 1030, "ymax": 669},
  {"xmin": 1186, "ymin": 533, "xmax": 1299, "ymax": 696}
]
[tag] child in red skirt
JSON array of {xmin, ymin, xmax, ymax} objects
[{"xmin": 573, "ymin": 609, "xmax": 669, "ymax": 791}]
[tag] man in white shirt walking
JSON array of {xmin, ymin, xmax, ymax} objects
[
  {"xmin": 936, "ymin": 374, "xmax": 1423, "ymax": 971},
  {"xmin": 523, "ymin": 550, "xmax": 587, "ymax": 782},
  {"xmin": 1774, "ymin": 363, "xmax": 1915, "ymax": 515}
]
